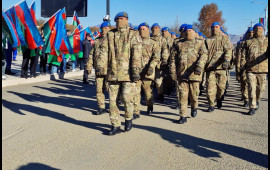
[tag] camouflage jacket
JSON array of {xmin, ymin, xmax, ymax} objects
[
  {"xmin": 99, "ymin": 27, "xmax": 142, "ymax": 82},
  {"xmin": 170, "ymin": 38, "xmax": 208, "ymax": 82},
  {"xmin": 241, "ymin": 36, "xmax": 268, "ymax": 73},
  {"xmin": 150, "ymin": 34, "xmax": 169, "ymax": 69},
  {"xmin": 165, "ymin": 36, "xmax": 174, "ymax": 51},
  {"xmin": 87, "ymin": 36, "xmax": 107, "ymax": 75},
  {"xmin": 140, "ymin": 37, "xmax": 161, "ymax": 80},
  {"xmin": 205, "ymin": 33, "xmax": 232, "ymax": 71},
  {"xmin": 234, "ymin": 40, "xmax": 245, "ymax": 73}
]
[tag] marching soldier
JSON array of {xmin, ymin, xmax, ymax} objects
[
  {"xmin": 87, "ymin": 21, "xmax": 111, "ymax": 115},
  {"xmin": 170, "ymin": 24, "xmax": 208, "ymax": 124},
  {"xmin": 99, "ymin": 12, "xmax": 142, "ymax": 135},
  {"xmin": 240, "ymin": 23, "xmax": 268, "ymax": 115},
  {"xmin": 133, "ymin": 22, "xmax": 161, "ymax": 119},
  {"xmin": 150, "ymin": 23, "xmax": 169, "ymax": 102},
  {"xmin": 205, "ymin": 22, "xmax": 232, "ymax": 112}
]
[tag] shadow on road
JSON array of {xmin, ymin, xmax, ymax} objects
[
  {"xmin": 134, "ymin": 124, "xmax": 268, "ymax": 168},
  {"xmin": 17, "ymin": 162, "xmax": 60, "ymax": 170}
]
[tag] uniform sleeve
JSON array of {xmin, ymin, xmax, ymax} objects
[
  {"xmin": 131, "ymin": 31, "xmax": 142, "ymax": 76},
  {"xmin": 149, "ymin": 41, "xmax": 161, "ymax": 69},
  {"xmin": 97, "ymin": 36, "xmax": 109, "ymax": 69},
  {"xmin": 169, "ymin": 43, "xmax": 178, "ymax": 80},
  {"xmin": 87, "ymin": 44, "xmax": 94, "ymax": 71},
  {"xmin": 240, "ymin": 41, "xmax": 247, "ymax": 70},
  {"xmin": 197, "ymin": 41, "xmax": 209, "ymax": 69},
  {"xmin": 161, "ymin": 38, "xmax": 169, "ymax": 64},
  {"xmin": 223, "ymin": 37, "xmax": 233, "ymax": 62}
]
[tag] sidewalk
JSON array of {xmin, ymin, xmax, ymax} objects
[{"xmin": 2, "ymin": 55, "xmax": 88, "ymax": 88}]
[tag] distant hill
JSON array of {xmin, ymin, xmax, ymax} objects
[{"xmin": 228, "ymin": 34, "xmax": 242, "ymax": 45}]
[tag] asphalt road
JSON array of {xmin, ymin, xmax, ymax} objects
[{"xmin": 2, "ymin": 73, "xmax": 268, "ymax": 170}]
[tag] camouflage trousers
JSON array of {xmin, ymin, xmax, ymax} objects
[
  {"xmin": 240, "ymin": 72, "xmax": 248, "ymax": 102},
  {"xmin": 155, "ymin": 68, "xmax": 163, "ymax": 95},
  {"xmin": 134, "ymin": 80, "xmax": 154, "ymax": 115},
  {"xmin": 206, "ymin": 70, "xmax": 227, "ymax": 106},
  {"xmin": 109, "ymin": 82, "xmax": 136, "ymax": 127},
  {"xmin": 96, "ymin": 76, "xmax": 108, "ymax": 109},
  {"xmin": 177, "ymin": 81, "xmax": 200, "ymax": 117},
  {"xmin": 247, "ymin": 73, "xmax": 267, "ymax": 109}
]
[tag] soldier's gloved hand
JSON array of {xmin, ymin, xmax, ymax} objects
[
  {"xmin": 87, "ymin": 69, "xmax": 92, "ymax": 75},
  {"xmin": 132, "ymin": 74, "xmax": 140, "ymax": 82},
  {"xmin": 95, "ymin": 67, "xmax": 104, "ymax": 76},
  {"xmin": 222, "ymin": 60, "xmax": 230, "ymax": 70},
  {"xmin": 161, "ymin": 62, "xmax": 168, "ymax": 71},
  {"xmin": 147, "ymin": 67, "xmax": 154, "ymax": 76},
  {"xmin": 194, "ymin": 66, "xmax": 202, "ymax": 75}
]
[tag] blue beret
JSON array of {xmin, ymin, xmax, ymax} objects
[
  {"xmin": 179, "ymin": 24, "xmax": 187, "ymax": 31},
  {"xmin": 100, "ymin": 21, "xmax": 111, "ymax": 29},
  {"xmin": 129, "ymin": 23, "xmax": 132, "ymax": 27},
  {"xmin": 247, "ymin": 27, "xmax": 253, "ymax": 32},
  {"xmin": 151, "ymin": 23, "xmax": 160, "ymax": 29},
  {"xmin": 211, "ymin": 22, "xmax": 220, "ymax": 28},
  {"xmin": 162, "ymin": 27, "xmax": 170, "ymax": 32},
  {"xmin": 220, "ymin": 26, "xmax": 223, "ymax": 31},
  {"xmin": 198, "ymin": 32, "xmax": 203, "ymax": 36},
  {"xmin": 138, "ymin": 22, "xmax": 150, "ymax": 29},
  {"xmin": 133, "ymin": 26, "xmax": 138, "ymax": 30},
  {"xmin": 114, "ymin": 12, "xmax": 128, "ymax": 22},
  {"xmin": 253, "ymin": 23, "xmax": 264, "ymax": 30},
  {"xmin": 176, "ymin": 34, "xmax": 180, "ymax": 37},
  {"xmin": 224, "ymin": 32, "xmax": 228, "ymax": 35},
  {"xmin": 184, "ymin": 24, "xmax": 194, "ymax": 32},
  {"xmin": 171, "ymin": 32, "xmax": 176, "ymax": 35}
]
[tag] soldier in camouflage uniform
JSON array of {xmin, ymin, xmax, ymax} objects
[
  {"xmin": 170, "ymin": 24, "xmax": 208, "ymax": 124},
  {"xmin": 162, "ymin": 27, "xmax": 175, "ymax": 96},
  {"xmin": 150, "ymin": 23, "xmax": 169, "ymax": 102},
  {"xmin": 133, "ymin": 22, "xmax": 161, "ymax": 119},
  {"xmin": 236, "ymin": 28, "xmax": 253, "ymax": 107},
  {"xmin": 99, "ymin": 12, "xmax": 142, "ymax": 135},
  {"xmin": 87, "ymin": 21, "xmax": 111, "ymax": 115},
  {"xmin": 240, "ymin": 23, "xmax": 268, "ymax": 115},
  {"xmin": 205, "ymin": 22, "xmax": 232, "ymax": 112}
]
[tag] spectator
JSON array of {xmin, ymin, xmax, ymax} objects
[
  {"xmin": 5, "ymin": 42, "xmax": 16, "ymax": 75},
  {"xmin": 2, "ymin": 33, "xmax": 8, "ymax": 80},
  {"xmin": 81, "ymin": 33, "xmax": 93, "ymax": 84}
]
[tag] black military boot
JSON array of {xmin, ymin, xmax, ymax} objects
[
  {"xmin": 217, "ymin": 99, "xmax": 222, "ymax": 109},
  {"xmin": 95, "ymin": 108, "xmax": 106, "ymax": 115},
  {"xmin": 133, "ymin": 114, "xmax": 140, "ymax": 120},
  {"xmin": 147, "ymin": 106, "xmax": 153, "ymax": 115},
  {"xmin": 191, "ymin": 108, "xmax": 197, "ymax": 117},
  {"xmin": 208, "ymin": 106, "xmax": 215, "ymax": 112},
  {"xmin": 247, "ymin": 108, "xmax": 256, "ymax": 115},
  {"xmin": 255, "ymin": 102, "xmax": 259, "ymax": 110},
  {"xmin": 178, "ymin": 117, "xmax": 187, "ymax": 124},
  {"xmin": 243, "ymin": 101, "xmax": 249, "ymax": 107},
  {"xmin": 108, "ymin": 126, "xmax": 121, "ymax": 136},
  {"xmin": 125, "ymin": 120, "xmax": 133, "ymax": 132},
  {"xmin": 157, "ymin": 94, "xmax": 164, "ymax": 102}
]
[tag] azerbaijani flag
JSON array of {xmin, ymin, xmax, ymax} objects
[
  {"xmin": 93, "ymin": 30, "xmax": 101, "ymax": 39},
  {"xmin": 15, "ymin": 0, "xmax": 43, "ymax": 49},
  {"xmin": 4, "ymin": 6, "xmax": 26, "ymax": 46},
  {"xmin": 69, "ymin": 24, "xmax": 82, "ymax": 53},
  {"xmin": 55, "ymin": 8, "xmax": 73, "ymax": 54},
  {"xmin": 80, "ymin": 27, "xmax": 94, "ymax": 43},
  {"xmin": 2, "ymin": 11, "xmax": 20, "ymax": 47},
  {"xmin": 72, "ymin": 11, "xmax": 80, "ymax": 27},
  {"xmin": 29, "ymin": 1, "xmax": 37, "ymax": 26},
  {"xmin": 41, "ymin": 9, "xmax": 61, "ymax": 53},
  {"xmin": 259, "ymin": 18, "xmax": 265, "ymax": 26}
]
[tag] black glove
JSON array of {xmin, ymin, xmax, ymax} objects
[
  {"xmin": 95, "ymin": 67, "xmax": 104, "ymax": 76},
  {"xmin": 132, "ymin": 74, "xmax": 140, "ymax": 82},
  {"xmin": 194, "ymin": 66, "xmax": 202, "ymax": 75},
  {"xmin": 222, "ymin": 60, "xmax": 230, "ymax": 70},
  {"xmin": 161, "ymin": 62, "xmax": 168, "ymax": 71},
  {"xmin": 147, "ymin": 67, "xmax": 154, "ymax": 76}
]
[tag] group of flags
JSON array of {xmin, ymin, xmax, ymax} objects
[{"xmin": 2, "ymin": 0, "xmax": 101, "ymax": 65}]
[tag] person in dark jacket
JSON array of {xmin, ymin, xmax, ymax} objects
[{"xmin": 82, "ymin": 33, "xmax": 93, "ymax": 84}]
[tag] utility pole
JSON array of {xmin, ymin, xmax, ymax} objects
[
  {"xmin": 103, "ymin": 0, "xmax": 110, "ymax": 21},
  {"xmin": 251, "ymin": 2, "xmax": 268, "ymax": 35}
]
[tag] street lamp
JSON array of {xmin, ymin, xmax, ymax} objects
[
  {"xmin": 251, "ymin": 2, "xmax": 268, "ymax": 35},
  {"xmin": 103, "ymin": 0, "xmax": 110, "ymax": 21}
]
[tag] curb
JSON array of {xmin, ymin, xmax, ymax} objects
[{"xmin": 2, "ymin": 70, "xmax": 84, "ymax": 88}]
